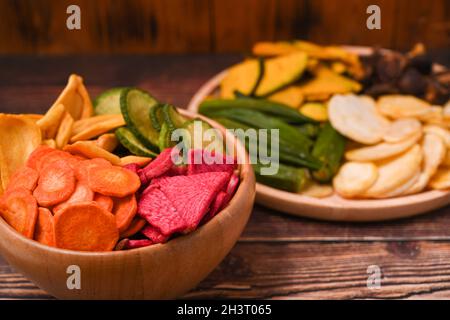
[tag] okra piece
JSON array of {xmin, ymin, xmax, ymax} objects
[
  {"xmin": 253, "ymin": 163, "xmax": 310, "ymax": 193},
  {"xmin": 311, "ymin": 122, "xmax": 346, "ymax": 183}
]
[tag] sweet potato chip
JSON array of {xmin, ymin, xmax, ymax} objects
[
  {"xmin": 36, "ymin": 103, "xmax": 65, "ymax": 139},
  {"xmin": 113, "ymin": 195, "xmax": 137, "ymax": 233},
  {"xmin": 0, "ymin": 114, "xmax": 41, "ymax": 191},
  {"xmin": 70, "ymin": 115, "xmax": 125, "ymax": 143},
  {"xmin": 64, "ymin": 141, "xmax": 121, "ymax": 165},
  {"xmin": 51, "ymin": 74, "xmax": 93, "ymax": 121},
  {"xmin": 6, "ymin": 166, "xmax": 39, "ymax": 193},
  {"xmin": 96, "ymin": 133, "xmax": 119, "ymax": 153},
  {"xmin": 120, "ymin": 155, "xmax": 152, "ymax": 167},
  {"xmin": 120, "ymin": 217, "xmax": 146, "ymax": 239}
]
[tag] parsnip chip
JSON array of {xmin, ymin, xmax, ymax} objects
[
  {"xmin": 120, "ymin": 155, "xmax": 152, "ymax": 167},
  {"xmin": 345, "ymin": 131, "xmax": 421, "ymax": 162},
  {"xmin": 97, "ymin": 133, "xmax": 119, "ymax": 153},
  {"xmin": 363, "ymin": 145, "xmax": 423, "ymax": 198},
  {"xmin": 428, "ymin": 168, "xmax": 450, "ymax": 190},
  {"xmin": 72, "ymin": 114, "xmax": 122, "ymax": 136},
  {"xmin": 377, "ymin": 171, "xmax": 421, "ymax": 199},
  {"xmin": 42, "ymin": 139, "xmax": 56, "ymax": 148},
  {"xmin": 422, "ymin": 133, "xmax": 446, "ymax": 177},
  {"xmin": 55, "ymin": 112, "xmax": 74, "ymax": 149},
  {"xmin": 36, "ymin": 103, "xmax": 65, "ymax": 139},
  {"xmin": 377, "ymin": 95, "xmax": 430, "ymax": 119},
  {"xmin": 383, "ymin": 118, "xmax": 422, "ymax": 143},
  {"xmin": 333, "ymin": 162, "xmax": 378, "ymax": 198},
  {"xmin": 24, "ymin": 114, "xmax": 44, "ymax": 123},
  {"xmin": 423, "ymin": 125, "xmax": 450, "ymax": 147},
  {"xmin": 0, "ymin": 114, "xmax": 42, "ymax": 190},
  {"xmin": 51, "ymin": 74, "xmax": 93, "ymax": 121},
  {"xmin": 64, "ymin": 141, "xmax": 121, "ymax": 165},
  {"xmin": 300, "ymin": 182, "xmax": 334, "ymax": 198},
  {"xmin": 328, "ymin": 94, "xmax": 387, "ymax": 144},
  {"xmin": 443, "ymin": 150, "xmax": 450, "ymax": 167},
  {"xmin": 70, "ymin": 116, "xmax": 125, "ymax": 143}
]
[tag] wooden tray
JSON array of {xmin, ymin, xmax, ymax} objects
[{"xmin": 187, "ymin": 46, "xmax": 450, "ymax": 222}]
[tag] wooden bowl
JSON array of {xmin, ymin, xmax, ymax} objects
[
  {"xmin": 187, "ymin": 46, "xmax": 450, "ymax": 222},
  {"xmin": 0, "ymin": 110, "xmax": 256, "ymax": 299}
]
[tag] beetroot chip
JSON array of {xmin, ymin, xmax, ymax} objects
[
  {"xmin": 152, "ymin": 171, "xmax": 231, "ymax": 231},
  {"xmin": 141, "ymin": 224, "xmax": 170, "ymax": 244},
  {"xmin": 203, "ymin": 191, "xmax": 228, "ymax": 223},
  {"xmin": 138, "ymin": 186, "xmax": 187, "ymax": 236},
  {"xmin": 125, "ymin": 239, "xmax": 153, "ymax": 249},
  {"xmin": 187, "ymin": 149, "xmax": 236, "ymax": 176},
  {"xmin": 138, "ymin": 147, "xmax": 177, "ymax": 184},
  {"xmin": 226, "ymin": 173, "xmax": 240, "ymax": 198}
]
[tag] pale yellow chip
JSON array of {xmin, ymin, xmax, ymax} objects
[
  {"xmin": 382, "ymin": 118, "xmax": 422, "ymax": 143},
  {"xmin": 417, "ymin": 106, "xmax": 444, "ymax": 125},
  {"xmin": 55, "ymin": 112, "xmax": 74, "ymax": 149},
  {"xmin": 377, "ymin": 171, "xmax": 421, "ymax": 199},
  {"xmin": 51, "ymin": 74, "xmax": 93, "ymax": 121},
  {"xmin": 428, "ymin": 168, "xmax": 450, "ymax": 190},
  {"xmin": 36, "ymin": 103, "xmax": 65, "ymax": 139},
  {"xmin": 333, "ymin": 162, "xmax": 378, "ymax": 198},
  {"xmin": 96, "ymin": 133, "xmax": 119, "ymax": 153},
  {"xmin": 345, "ymin": 131, "xmax": 421, "ymax": 162},
  {"xmin": 377, "ymin": 95, "xmax": 430, "ymax": 119},
  {"xmin": 120, "ymin": 155, "xmax": 152, "ymax": 167},
  {"xmin": 0, "ymin": 114, "xmax": 42, "ymax": 190},
  {"xmin": 70, "ymin": 116, "xmax": 125, "ymax": 143},
  {"xmin": 423, "ymin": 125, "xmax": 450, "ymax": 147},
  {"xmin": 404, "ymin": 173, "xmax": 429, "ymax": 195},
  {"xmin": 300, "ymin": 182, "xmax": 334, "ymax": 198},
  {"xmin": 63, "ymin": 141, "xmax": 121, "ymax": 165},
  {"xmin": 422, "ymin": 133, "xmax": 446, "ymax": 177},
  {"xmin": 328, "ymin": 94, "xmax": 388, "ymax": 144},
  {"xmin": 363, "ymin": 145, "xmax": 423, "ymax": 198}
]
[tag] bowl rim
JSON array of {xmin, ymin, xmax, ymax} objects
[{"xmin": 0, "ymin": 109, "xmax": 253, "ymax": 257}]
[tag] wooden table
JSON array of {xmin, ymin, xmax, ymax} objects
[{"xmin": 1, "ymin": 54, "xmax": 450, "ymax": 300}]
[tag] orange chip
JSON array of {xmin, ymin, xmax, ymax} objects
[
  {"xmin": 87, "ymin": 166, "xmax": 140, "ymax": 197},
  {"xmin": 75, "ymin": 158, "xmax": 112, "ymax": 182},
  {"xmin": 113, "ymin": 195, "xmax": 137, "ymax": 233},
  {"xmin": 54, "ymin": 201, "xmax": 119, "ymax": 251},
  {"xmin": 33, "ymin": 159, "xmax": 76, "ymax": 207},
  {"xmin": 53, "ymin": 181, "xmax": 94, "ymax": 214},
  {"xmin": 0, "ymin": 187, "xmax": 38, "ymax": 238},
  {"xmin": 94, "ymin": 193, "xmax": 114, "ymax": 212},
  {"xmin": 34, "ymin": 207, "xmax": 55, "ymax": 247},
  {"xmin": 26, "ymin": 145, "xmax": 54, "ymax": 170},
  {"xmin": 120, "ymin": 217, "xmax": 146, "ymax": 239},
  {"xmin": 6, "ymin": 166, "xmax": 39, "ymax": 192}
]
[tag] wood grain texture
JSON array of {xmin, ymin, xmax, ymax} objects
[
  {"xmin": 0, "ymin": 0, "xmax": 448, "ymax": 54},
  {"xmin": 0, "ymin": 54, "xmax": 450, "ymax": 299}
]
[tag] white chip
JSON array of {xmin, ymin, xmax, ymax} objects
[
  {"xmin": 429, "ymin": 168, "xmax": 450, "ymax": 190},
  {"xmin": 423, "ymin": 125, "xmax": 450, "ymax": 147},
  {"xmin": 363, "ymin": 145, "xmax": 423, "ymax": 198},
  {"xmin": 300, "ymin": 182, "xmax": 334, "ymax": 198},
  {"xmin": 383, "ymin": 118, "xmax": 422, "ymax": 143},
  {"xmin": 345, "ymin": 131, "xmax": 421, "ymax": 162},
  {"xmin": 333, "ymin": 162, "xmax": 378, "ymax": 198},
  {"xmin": 328, "ymin": 94, "xmax": 388, "ymax": 144},
  {"xmin": 377, "ymin": 95, "xmax": 431, "ymax": 119}
]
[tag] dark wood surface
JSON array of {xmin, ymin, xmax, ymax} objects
[
  {"xmin": 0, "ymin": 0, "xmax": 449, "ymax": 54},
  {"xmin": 1, "ymin": 53, "xmax": 450, "ymax": 299}
]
